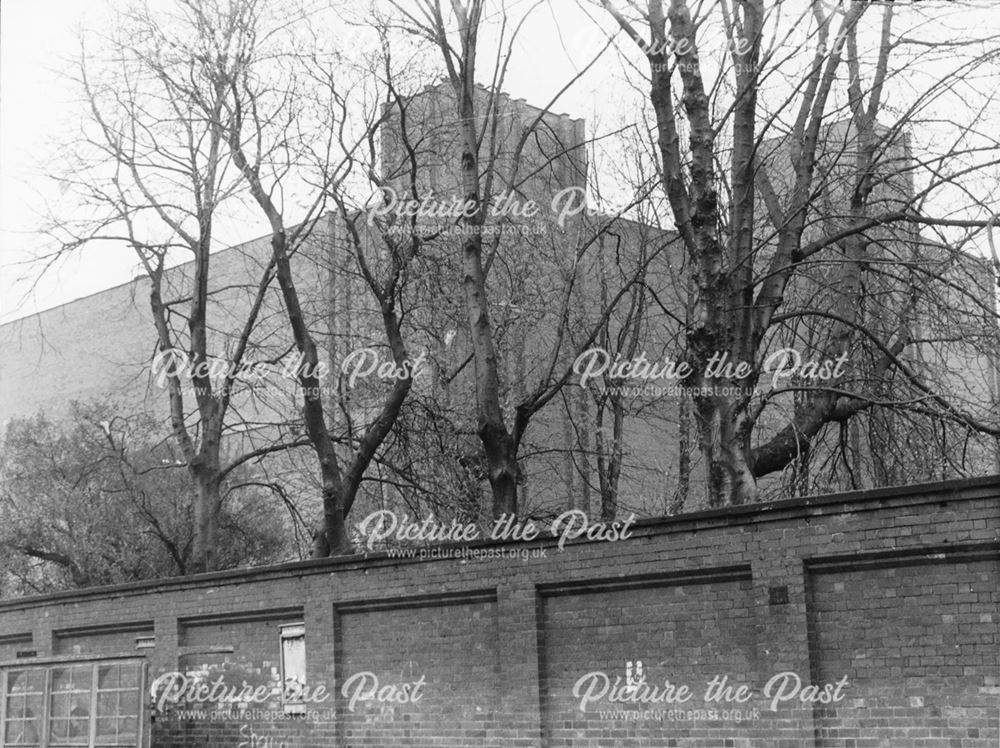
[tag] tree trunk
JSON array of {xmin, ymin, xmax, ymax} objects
[
  {"xmin": 479, "ymin": 424, "xmax": 518, "ymax": 517},
  {"xmin": 188, "ymin": 460, "xmax": 222, "ymax": 573},
  {"xmin": 693, "ymin": 391, "xmax": 757, "ymax": 507},
  {"xmin": 269, "ymin": 231, "xmax": 352, "ymax": 556},
  {"xmin": 453, "ymin": 79, "xmax": 520, "ymax": 518},
  {"xmin": 315, "ymin": 491, "xmax": 349, "ymax": 556},
  {"xmin": 672, "ymin": 392, "xmax": 691, "ymax": 514},
  {"xmin": 597, "ymin": 397, "xmax": 625, "ymax": 522}
]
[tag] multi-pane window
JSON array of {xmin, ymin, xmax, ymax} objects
[
  {"xmin": 3, "ymin": 668, "xmax": 43, "ymax": 746},
  {"xmin": 94, "ymin": 665, "xmax": 140, "ymax": 746},
  {"xmin": 0, "ymin": 661, "xmax": 144, "ymax": 748},
  {"xmin": 48, "ymin": 666, "xmax": 90, "ymax": 746}
]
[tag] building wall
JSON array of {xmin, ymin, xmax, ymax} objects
[
  {"xmin": 0, "ymin": 276, "xmax": 156, "ymax": 423},
  {"xmin": 0, "ymin": 476, "xmax": 996, "ymax": 747},
  {"xmin": 0, "ymin": 229, "xmax": 309, "ymax": 427}
]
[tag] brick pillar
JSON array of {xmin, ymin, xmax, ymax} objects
[
  {"xmin": 750, "ymin": 533, "xmax": 816, "ymax": 747},
  {"xmin": 304, "ymin": 594, "xmax": 335, "ymax": 702},
  {"xmin": 151, "ymin": 608, "xmax": 179, "ymax": 676},
  {"xmin": 149, "ymin": 609, "xmax": 180, "ymax": 748},
  {"xmin": 494, "ymin": 579, "xmax": 543, "ymax": 747},
  {"xmin": 33, "ymin": 612, "xmax": 54, "ymax": 658}
]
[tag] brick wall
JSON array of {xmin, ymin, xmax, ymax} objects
[
  {"xmin": 0, "ymin": 476, "xmax": 997, "ymax": 747},
  {"xmin": 53, "ymin": 622, "xmax": 155, "ymax": 657},
  {"xmin": 808, "ymin": 553, "xmax": 999, "ymax": 747}
]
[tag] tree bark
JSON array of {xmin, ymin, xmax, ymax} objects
[
  {"xmin": 452, "ymin": 56, "xmax": 520, "ymax": 518},
  {"xmin": 189, "ymin": 461, "xmax": 223, "ymax": 573}
]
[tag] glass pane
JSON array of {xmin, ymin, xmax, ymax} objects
[
  {"xmin": 119, "ymin": 716, "xmax": 137, "ymax": 736},
  {"xmin": 97, "ymin": 666, "xmax": 118, "ymax": 690},
  {"xmin": 50, "ymin": 694, "xmax": 70, "ymax": 719},
  {"xmin": 118, "ymin": 665, "xmax": 140, "ymax": 690},
  {"xmin": 50, "ymin": 669, "xmax": 68, "ymax": 691},
  {"xmin": 69, "ymin": 718, "xmax": 89, "ymax": 740},
  {"xmin": 26, "ymin": 670, "xmax": 44, "ymax": 694},
  {"xmin": 281, "ymin": 635, "xmax": 307, "ymax": 686},
  {"xmin": 23, "ymin": 696, "xmax": 42, "ymax": 719},
  {"xmin": 69, "ymin": 694, "xmax": 90, "ymax": 719},
  {"xmin": 7, "ymin": 671, "xmax": 25, "ymax": 694},
  {"xmin": 97, "ymin": 693, "xmax": 116, "ymax": 715},
  {"xmin": 49, "ymin": 718, "xmax": 69, "ymax": 740},
  {"xmin": 118, "ymin": 692, "xmax": 137, "ymax": 716},
  {"xmin": 3, "ymin": 722, "xmax": 18, "ymax": 743},
  {"xmin": 95, "ymin": 716, "xmax": 116, "ymax": 738},
  {"xmin": 6, "ymin": 695, "xmax": 25, "ymax": 719}
]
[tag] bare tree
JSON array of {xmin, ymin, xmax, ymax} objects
[
  {"xmin": 598, "ymin": 0, "xmax": 1000, "ymax": 505},
  {"xmin": 385, "ymin": 0, "xmax": 673, "ymax": 519},
  {"xmin": 48, "ymin": 1, "xmax": 311, "ymax": 571},
  {"xmin": 171, "ymin": 0, "xmax": 435, "ymax": 553}
]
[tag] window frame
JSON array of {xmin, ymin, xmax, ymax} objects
[
  {"xmin": 0, "ymin": 657, "xmax": 146, "ymax": 748},
  {"xmin": 277, "ymin": 623, "xmax": 306, "ymax": 715}
]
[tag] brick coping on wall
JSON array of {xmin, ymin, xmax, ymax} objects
[{"xmin": 1, "ymin": 473, "xmax": 997, "ymax": 611}]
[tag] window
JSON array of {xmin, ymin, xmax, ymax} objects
[
  {"xmin": 48, "ymin": 665, "xmax": 90, "ymax": 745},
  {"xmin": 93, "ymin": 664, "xmax": 140, "ymax": 746},
  {"xmin": 3, "ymin": 669, "xmax": 43, "ymax": 746},
  {"xmin": 278, "ymin": 624, "xmax": 305, "ymax": 715},
  {"xmin": 1, "ymin": 661, "xmax": 144, "ymax": 748}
]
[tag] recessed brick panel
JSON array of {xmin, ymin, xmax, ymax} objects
[
  {"xmin": 335, "ymin": 596, "xmax": 500, "ymax": 747},
  {"xmin": 539, "ymin": 576, "xmax": 775, "ymax": 746},
  {"xmin": 53, "ymin": 622, "xmax": 154, "ymax": 656},
  {"xmin": 808, "ymin": 557, "xmax": 1000, "ymax": 747},
  {"xmin": 0, "ymin": 633, "xmax": 32, "ymax": 662}
]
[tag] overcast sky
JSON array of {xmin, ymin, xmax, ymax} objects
[
  {"xmin": 1, "ymin": 0, "xmax": 996, "ymax": 323},
  {"xmin": 0, "ymin": 0, "xmax": 633, "ymax": 323}
]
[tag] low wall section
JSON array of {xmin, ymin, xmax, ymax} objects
[{"xmin": 0, "ymin": 477, "xmax": 997, "ymax": 747}]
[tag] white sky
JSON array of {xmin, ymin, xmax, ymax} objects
[
  {"xmin": 0, "ymin": 0, "xmax": 626, "ymax": 323},
  {"xmin": 1, "ymin": 0, "xmax": 996, "ymax": 323},
  {"xmin": 0, "ymin": 0, "xmax": 115, "ymax": 322}
]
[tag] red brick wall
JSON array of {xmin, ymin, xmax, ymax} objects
[
  {"xmin": 539, "ymin": 573, "xmax": 760, "ymax": 746},
  {"xmin": 0, "ymin": 633, "xmax": 32, "ymax": 662},
  {"xmin": 808, "ymin": 553, "xmax": 999, "ymax": 747},
  {"xmin": 53, "ymin": 623, "xmax": 154, "ymax": 657},
  {"xmin": 0, "ymin": 476, "xmax": 997, "ymax": 747},
  {"xmin": 336, "ymin": 596, "xmax": 499, "ymax": 746}
]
